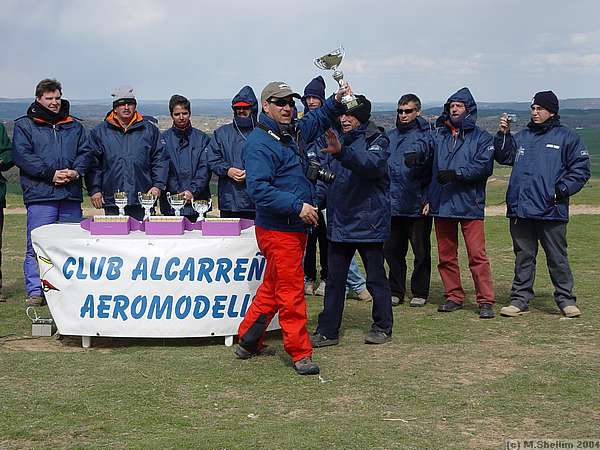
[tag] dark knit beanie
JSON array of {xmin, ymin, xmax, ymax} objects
[
  {"xmin": 532, "ymin": 91, "xmax": 559, "ymax": 114},
  {"xmin": 302, "ymin": 76, "xmax": 326, "ymax": 104},
  {"xmin": 344, "ymin": 94, "xmax": 371, "ymax": 124}
]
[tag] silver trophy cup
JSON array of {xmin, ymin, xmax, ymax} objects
[
  {"xmin": 167, "ymin": 192, "xmax": 186, "ymax": 217},
  {"xmin": 192, "ymin": 199, "xmax": 212, "ymax": 221},
  {"xmin": 138, "ymin": 192, "xmax": 157, "ymax": 220},
  {"xmin": 314, "ymin": 46, "xmax": 358, "ymax": 109},
  {"xmin": 114, "ymin": 191, "xmax": 128, "ymax": 217}
]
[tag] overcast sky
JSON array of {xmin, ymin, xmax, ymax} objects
[{"xmin": 1, "ymin": 0, "xmax": 599, "ymax": 103}]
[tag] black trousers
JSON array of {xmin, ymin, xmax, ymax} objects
[
  {"xmin": 509, "ymin": 218, "xmax": 576, "ymax": 309},
  {"xmin": 0, "ymin": 207, "xmax": 3, "ymax": 288},
  {"xmin": 316, "ymin": 241, "xmax": 392, "ymax": 339},
  {"xmin": 383, "ymin": 215, "xmax": 432, "ymax": 300},
  {"xmin": 220, "ymin": 210, "xmax": 256, "ymax": 220},
  {"xmin": 303, "ymin": 210, "xmax": 327, "ymax": 281}
]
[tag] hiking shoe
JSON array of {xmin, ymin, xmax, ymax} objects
[
  {"xmin": 391, "ymin": 296, "xmax": 403, "ymax": 306},
  {"xmin": 500, "ymin": 304, "xmax": 529, "ymax": 317},
  {"xmin": 25, "ymin": 295, "xmax": 44, "ymax": 307},
  {"xmin": 347, "ymin": 288, "xmax": 372, "ymax": 302},
  {"xmin": 409, "ymin": 297, "xmax": 427, "ymax": 307},
  {"xmin": 314, "ymin": 281, "xmax": 326, "ymax": 296},
  {"xmin": 364, "ymin": 330, "xmax": 392, "ymax": 345},
  {"xmin": 437, "ymin": 300, "xmax": 462, "ymax": 312},
  {"xmin": 304, "ymin": 281, "xmax": 315, "ymax": 296},
  {"xmin": 562, "ymin": 305, "xmax": 581, "ymax": 318},
  {"xmin": 310, "ymin": 332, "xmax": 339, "ymax": 348},
  {"xmin": 479, "ymin": 303, "xmax": 495, "ymax": 319},
  {"xmin": 294, "ymin": 357, "xmax": 320, "ymax": 375},
  {"xmin": 234, "ymin": 344, "xmax": 276, "ymax": 360}
]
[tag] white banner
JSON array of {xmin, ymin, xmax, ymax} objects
[{"xmin": 31, "ymin": 224, "xmax": 278, "ymax": 339}]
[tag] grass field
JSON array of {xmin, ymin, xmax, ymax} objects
[{"xmin": 1, "ymin": 213, "xmax": 599, "ymax": 449}]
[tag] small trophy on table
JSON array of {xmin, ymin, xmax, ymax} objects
[
  {"xmin": 192, "ymin": 199, "xmax": 212, "ymax": 221},
  {"xmin": 138, "ymin": 192, "xmax": 157, "ymax": 221},
  {"xmin": 167, "ymin": 192, "xmax": 186, "ymax": 217},
  {"xmin": 114, "ymin": 191, "xmax": 128, "ymax": 217},
  {"xmin": 314, "ymin": 45, "xmax": 358, "ymax": 109}
]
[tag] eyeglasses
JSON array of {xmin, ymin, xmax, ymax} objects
[
  {"xmin": 269, "ymin": 98, "xmax": 295, "ymax": 108},
  {"xmin": 397, "ymin": 108, "xmax": 417, "ymax": 115}
]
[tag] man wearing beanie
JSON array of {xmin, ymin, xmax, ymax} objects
[
  {"xmin": 235, "ymin": 80, "xmax": 349, "ymax": 375},
  {"xmin": 159, "ymin": 94, "xmax": 211, "ymax": 221},
  {"xmin": 410, "ymin": 87, "xmax": 496, "ymax": 319},
  {"xmin": 311, "ymin": 94, "xmax": 394, "ymax": 347},
  {"xmin": 494, "ymin": 90, "xmax": 590, "ymax": 318},
  {"xmin": 12, "ymin": 78, "xmax": 93, "ymax": 306},
  {"xmin": 86, "ymin": 85, "xmax": 168, "ymax": 220},
  {"xmin": 385, "ymin": 93, "xmax": 435, "ymax": 308},
  {"xmin": 207, "ymin": 85, "xmax": 258, "ymax": 219},
  {"xmin": 301, "ymin": 76, "xmax": 371, "ymax": 303}
]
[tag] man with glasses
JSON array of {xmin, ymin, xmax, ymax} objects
[
  {"xmin": 385, "ymin": 94, "xmax": 434, "ymax": 308},
  {"xmin": 494, "ymin": 91, "xmax": 590, "ymax": 318},
  {"xmin": 234, "ymin": 81, "xmax": 348, "ymax": 375},
  {"xmin": 86, "ymin": 86, "xmax": 168, "ymax": 221}
]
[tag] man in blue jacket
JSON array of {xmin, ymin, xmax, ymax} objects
[
  {"xmin": 385, "ymin": 94, "xmax": 434, "ymax": 308},
  {"xmin": 207, "ymin": 86, "xmax": 257, "ymax": 219},
  {"xmin": 494, "ymin": 91, "xmax": 590, "ymax": 318},
  {"xmin": 87, "ymin": 86, "xmax": 168, "ymax": 221},
  {"xmin": 12, "ymin": 79, "xmax": 92, "ymax": 306},
  {"xmin": 159, "ymin": 94, "xmax": 210, "ymax": 221},
  {"xmin": 235, "ymin": 81, "xmax": 348, "ymax": 375},
  {"xmin": 311, "ymin": 95, "xmax": 394, "ymax": 347},
  {"xmin": 421, "ymin": 87, "xmax": 496, "ymax": 319}
]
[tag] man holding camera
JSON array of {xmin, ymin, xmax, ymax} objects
[
  {"xmin": 311, "ymin": 95, "xmax": 393, "ymax": 347},
  {"xmin": 494, "ymin": 91, "xmax": 590, "ymax": 317},
  {"xmin": 235, "ymin": 81, "xmax": 348, "ymax": 375}
]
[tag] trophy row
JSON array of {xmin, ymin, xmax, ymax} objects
[{"xmin": 113, "ymin": 191, "xmax": 211, "ymax": 220}]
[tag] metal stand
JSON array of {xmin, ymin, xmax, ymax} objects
[
  {"xmin": 82, "ymin": 336, "xmax": 92, "ymax": 348},
  {"xmin": 224, "ymin": 335, "xmax": 234, "ymax": 347}
]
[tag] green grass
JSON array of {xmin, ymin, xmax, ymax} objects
[{"xmin": 1, "ymin": 214, "xmax": 600, "ymax": 449}]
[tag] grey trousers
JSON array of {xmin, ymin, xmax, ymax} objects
[{"xmin": 509, "ymin": 218, "xmax": 576, "ymax": 309}]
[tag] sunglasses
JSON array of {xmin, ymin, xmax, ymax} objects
[
  {"xmin": 397, "ymin": 108, "xmax": 417, "ymax": 115},
  {"xmin": 269, "ymin": 98, "xmax": 295, "ymax": 108}
]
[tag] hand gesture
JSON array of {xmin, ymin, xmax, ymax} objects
[
  {"xmin": 91, "ymin": 192, "xmax": 104, "ymax": 209},
  {"xmin": 322, "ymin": 129, "xmax": 341, "ymax": 154},
  {"xmin": 499, "ymin": 113, "xmax": 511, "ymax": 135}
]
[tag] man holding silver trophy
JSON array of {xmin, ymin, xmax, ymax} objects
[{"xmin": 235, "ymin": 76, "xmax": 351, "ymax": 376}]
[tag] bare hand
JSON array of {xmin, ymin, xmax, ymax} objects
[
  {"xmin": 91, "ymin": 192, "xmax": 104, "ymax": 209},
  {"xmin": 422, "ymin": 203, "xmax": 430, "ymax": 216},
  {"xmin": 180, "ymin": 190, "xmax": 193, "ymax": 202},
  {"xmin": 499, "ymin": 113, "xmax": 511, "ymax": 135},
  {"xmin": 148, "ymin": 187, "xmax": 160, "ymax": 197},
  {"xmin": 227, "ymin": 167, "xmax": 246, "ymax": 182},
  {"xmin": 335, "ymin": 82, "xmax": 353, "ymax": 103},
  {"xmin": 52, "ymin": 169, "xmax": 70, "ymax": 185},
  {"xmin": 299, "ymin": 203, "xmax": 318, "ymax": 226},
  {"xmin": 322, "ymin": 129, "xmax": 341, "ymax": 154},
  {"xmin": 66, "ymin": 169, "xmax": 80, "ymax": 181}
]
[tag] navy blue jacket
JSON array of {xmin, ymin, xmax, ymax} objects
[
  {"xmin": 159, "ymin": 126, "xmax": 211, "ymax": 217},
  {"xmin": 318, "ymin": 121, "xmax": 391, "ymax": 242},
  {"xmin": 425, "ymin": 87, "xmax": 494, "ymax": 220},
  {"xmin": 207, "ymin": 86, "xmax": 257, "ymax": 213},
  {"xmin": 12, "ymin": 116, "xmax": 92, "ymax": 205},
  {"xmin": 494, "ymin": 118, "xmax": 591, "ymax": 222},
  {"xmin": 386, "ymin": 116, "xmax": 434, "ymax": 217},
  {"xmin": 86, "ymin": 111, "xmax": 168, "ymax": 208},
  {"xmin": 243, "ymin": 95, "xmax": 344, "ymax": 232}
]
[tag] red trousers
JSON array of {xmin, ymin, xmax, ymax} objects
[
  {"xmin": 434, "ymin": 218, "xmax": 495, "ymax": 305},
  {"xmin": 237, "ymin": 226, "xmax": 312, "ymax": 362}
]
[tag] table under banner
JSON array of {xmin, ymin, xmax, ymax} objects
[{"xmin": 31, "ymin": 223, "xmax": 278, "ymax": 347}]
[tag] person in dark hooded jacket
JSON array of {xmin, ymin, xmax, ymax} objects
[
  {"xmin": 311, "ymin": 94, "xmax": 394, "ymax": 347},
  {"xmin": 158, "ymin": 95, "xmax": 211, "ymax": 221},
  {"xmin": 207, "ymin": 86, "xmax": 257, "ymax": 219},
  {"xmin": 494, "ymin": 90, "xmax": 590, "ymax": 318},
  {"xmin": 86, "ymin": 86, "xmax": 168, "ymax": 221},
  {"xmin": 413, "ymin": 87, "xmax": 495, "ymax": 319},
  {"xmin": 12, "ymin": 78, "xmax": 93, "ymax": 306}
]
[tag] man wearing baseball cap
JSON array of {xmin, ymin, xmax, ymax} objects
[
  {"xmin": 234, "ymin": 80, "xmax": 349, "ymax": 375},
  {"xmin": 495, "ymin": 90, "xmax": 590, "ymax": 318},
  {"xmin": 86, "ymin": 85, "xmax": 168, "ymax": 220}
]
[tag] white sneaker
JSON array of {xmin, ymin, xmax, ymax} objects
[
  {"xmin": 314, "ymin": 281, "xmax": 326, "ymax": 296},
  {"xmin": 304, "ymin": 281, "xmax": 315, "ymax": 296}
]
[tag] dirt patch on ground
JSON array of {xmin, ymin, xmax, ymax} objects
[
  {"xmin": 0, "ymin": 335, "xmax": 87, "ymax": 352},
  {"xmin": 485, "ymin": 204, "xmax": 600, "ymax": 216}
]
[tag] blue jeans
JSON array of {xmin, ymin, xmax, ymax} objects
[
  {"xmin": 25, "ymin": 201, "xmax": 82, "ymax": 296},
  {"xmin": 322, "ymin": 209, "xmax": 366, "ymax": 292}
]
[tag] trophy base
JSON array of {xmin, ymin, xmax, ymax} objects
[{"xmin": 343, "ymin": 97, "xmax": 358, "ymax": 109}]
